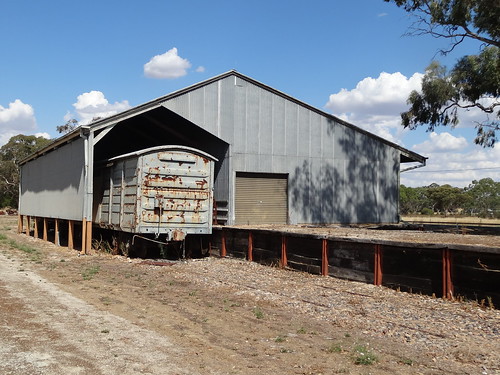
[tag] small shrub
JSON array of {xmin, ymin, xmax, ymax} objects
[
  {"xmin": 353, "ymin": 345, "xmax": 378, "ymax": 365},
  {"xmin": 253, "ymin": 306, "xmax": 264, "ymax": 319},
  {"xmin": 274, "ymin": 336, "xmax": 286, "ymax": 343},
  {"xmin": 327, "ymin": 344, "xmax": 343, "ymax": 353}
]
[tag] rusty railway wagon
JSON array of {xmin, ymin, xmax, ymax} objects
[{"xmin": 93, "ymin": 145, "xmax": 217, "ymax": 256}]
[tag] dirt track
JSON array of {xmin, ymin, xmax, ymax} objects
[{"xmin": 1, "ymin": 216, "xmax": 499, "ymax": 375}]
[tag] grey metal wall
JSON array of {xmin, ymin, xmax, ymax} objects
[
  {"xmin": 162, "ymin": 75, "xmax": 401, "ymax": 225},
  {"xmin": 19, "ymin": 137, "xmax": 86, "ymax": 221}
]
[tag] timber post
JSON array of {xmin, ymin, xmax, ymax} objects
[
  {"xmin": 68, "ymin": 220, "xmax": 74, "ymax": 250},
  {"xmin": 220, "ymin": 230, "xmax": 227, "ymax": 257}
]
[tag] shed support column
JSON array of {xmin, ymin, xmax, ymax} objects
[
  {"xmin": 442, "ymin": 249, "xmax": 454, "ymax": 299},
  {"xmin": 68, "ymin": 220, "xmax": 74, "ymax": 250},
  {"xmin": 321, "ymin": 239, "xmax": 329, "ymax": 276},
  {"xmin": 43, "ymin": 218, "xmax": 48, "ymax": 241},
  {"xmin": 25, "ymin": 216, "xmax": 30, "ymax": 236},
  {"xmin": 34, "ymin": 217, "xmax": 39, "ymax": 238},
  {"xmin": 54, "ymin": 219, "xmax": 60, "ymax": 246},
  {"xmin": 81, "ymin": 219, "xmax": 87, "ymax": 254},
  {"xmin": 220, "ymin": 230, "xmax": 227, "ymax": 257},
  {"xmin": 281, "ymin": 235, "xmax": 287, "ymax": 268},
  {"xmin": 374, "ymin": 244, "xmax": 383, "ymax": 286},
  {"xmin": 18, "ymin": 215, "xmax": 23, "ymax": 234},
  {"xmin": 247, "ymin": 232, "xmax": 253, "ymax": 262},
  {"xmin": 86, "ymin": 221, "xmax": 92, "ymax": 253}
]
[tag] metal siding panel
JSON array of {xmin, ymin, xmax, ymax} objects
[
  {"xmin": 259, "ymin": 90, "xmax": 273, "ymax": 155},
  {"xmin": 219, "ymin": 77, "xmax": 236, "ymax": 144},
  {"xmin": 203, "ymin": 84, "xmax": 219, "ymax": 136},
  {"xmin": 246, "ymin": 84, "xmax": 260, "ymax": 154},
  {"xmin": 272, "ymin": 96, "xmax": 286, "ymax": 156},
  {"xmin": 310, "ymin": 112, "xmax": 323, "ymax": 158},
  {"xmin": 233, "ymin": 79, "xmax": 247, "ymax": 154},
  {"xmin": 19, "ymin": 138, "xmax": 85, "ymax": 220},
  {"xmin": 235, "ymin": 173, "xmax": 287, "ymax": 225},
  {"xmin": 285, "ymin": 101, "xmax": 298, "ymax": 156},
  {"xmin": 188, "ymin": 89, "xmax": 205, "ymax": 126},
  {"xmin": 298, "ymin": 107, "xmax": 310, "ymax": 157}
]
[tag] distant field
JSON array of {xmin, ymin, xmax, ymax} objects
[{"xmin": 402, "ymin": 216, "xmax": 500, "ymax": 225}]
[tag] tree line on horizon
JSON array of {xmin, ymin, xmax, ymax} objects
[{"xmin": 400, "ymin": 179, "xmax": 500, "ymax": 218}]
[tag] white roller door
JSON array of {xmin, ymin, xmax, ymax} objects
[{"xmin": 235, "ymin": 172, "xmax": 288, "ymax": 225}]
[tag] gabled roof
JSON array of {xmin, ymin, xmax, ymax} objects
[{"xmin": 20, "ymin": 70, "xmax": 426, "ymax": 165}]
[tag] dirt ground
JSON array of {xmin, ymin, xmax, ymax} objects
[{"xmin": 1, "ymin": 216, "xmax": 499, "ymax": 375}]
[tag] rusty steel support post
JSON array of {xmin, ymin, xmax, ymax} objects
[
  {"xmin": 43, "ymin": 218, "xmax": 48, "ymax": 242},
  {"xmin": 374, "ymin": 244, "xmax": 383, "ymax": 286},
  {"xmin": 33, "ymin": 217, "xmax": 39, "ymax": 239},
  {"xmin": 25, "ymin": 216, "xmax": 30, "ymax": 236},
  {"xmin": 281, "ymin": 235, "xmax": 287, "ymax": 268},
  {"xmin": 321, "ymin": 238, "xmax": 329, "ymax": 276},
  {"xmin": 442, "ymin": 249, "xmax": 454, "ymax": 299},
  {"xmin": 220, "ymin": 230, "xmax": 227, "ymax": 257},
  {"xmin": 68, "ymin": 220, "xmax": 74, "ymax": 250},
  {"xmin": 248, "ymin": 231, "xmax": 253, "ymax": 262}
]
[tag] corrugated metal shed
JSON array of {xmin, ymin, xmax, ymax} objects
[{"xmin": 19, "ymin": 71, "xmax": 426, "ymax": 229}]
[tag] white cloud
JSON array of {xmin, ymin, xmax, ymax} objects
[
  {"xmin": 195, "ymin": 66, "xmax": 205, "ymax": 73},
  {"xmin": 144, "ymin": 47, "xmax": 192, "ymax": 79},
  {"xmin": 412, "ymin": 132, "xmax": 468, "ymax": 154},
  {"xmin": 0, "ymin": 99, "xmax": 39, "ymax": 146},
  {"xmin": 71, "ymin": 91, "xmax": 131, "ymax": 125},
  {"xmin": 402, "ymin": 134, "xmax": 500, "ymax": 187},
  {"xmin": 325, "ymin": 72, "xmax": 423, "ymax": 144}
]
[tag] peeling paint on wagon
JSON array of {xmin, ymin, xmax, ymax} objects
[{"xmin": 94, "ymin": 145, "xmax": 217, "ymax": 241}]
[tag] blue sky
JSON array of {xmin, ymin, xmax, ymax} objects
[{"xmin": 1, "ymin": 0, "xmax": 499, "ymax": 187}]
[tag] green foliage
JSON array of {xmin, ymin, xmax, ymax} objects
[
  {"xmin": 400, "ymin": 178, "xmax": 500, "ymax": 217},
  {"xmin": 385, "ymin": 0, "xmax": 500, "ymax": 147},
  {"xmin": 0, "ymin": 134, "xmax": 52, "ymax": 208},
  {"xmin": 353, "ymin": 345, "xmax": 378, "ymax": 365}
]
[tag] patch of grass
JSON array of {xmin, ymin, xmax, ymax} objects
[
  {"xmin": 353, "ymin": 345, "xmax": 378, "ymax": 365},
  {"xmin": 274, "ymin": 336, "xmax": 286, "ymax": 343},
  {"xmin": 253, "ymin": 306, "xmax": 264, "ymax": 319},
  {"xmin": 82, "ymin": 265, "xmax": 100, "ymax": 280},
  {"xmin": 398, "ymin": 357, "xmax": 414, "ymax": 366},
  {"xmin": 327, "ymin": 344, "xmax": 343, "ymax": 353},
  {"xmin": 100, "ymin": 329, "xmax": 110, "ymax": 334},
  {"xmin": 0, "ymin": 233, "xmax": 7, "ymax": 240},
  {"xmin": 296, "ymin": 327, "xmax": 307, "ymax": 334},
  {"xmin": 279, "ymin": 348, "xmax": 293, "ymax": 353},
  {"xmin": 4, "ymin": 238, "xmax": 42, "ymax": 262}
]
